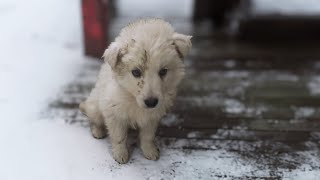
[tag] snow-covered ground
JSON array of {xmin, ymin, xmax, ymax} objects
[
  {"xmin": 0, "ymin": 0, "xmax": 91, "ymax": 179},
  {"xmin": 1, "ymin": 0, "xmax": 320, "ymax": 179}
]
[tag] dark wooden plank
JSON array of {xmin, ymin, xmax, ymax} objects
[
  {"xmin": 189, "ymin": 38, "xmax": 320, "ymax": 59},
  {"xmin": 234, "ymin": 0, "xmax": 320, "ymax": 41},
  {"xmin": 238, "ymin": 16, "xmax": 320, "ymax": 41},
  {"xmin": 157, "ymin": 127, "xmax": 320, "ymax": 142},
  {"xmin": 158, "ymin": 137, "xmax": 320, "ymax": 152},
  {"xmin": 162, "ymin": 112, "xmax": 320, "ymax": 131}
]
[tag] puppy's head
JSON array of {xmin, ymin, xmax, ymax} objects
[{"xmin": 103, "ymin": 32, "xmax": 191, "ymax": 109}]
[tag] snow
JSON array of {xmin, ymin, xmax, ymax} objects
[
  {"xmin": 224, "ymin": 99, "xmax": 246, "ymax": 114},
  {"xmin": 117, "ymin": 0, "xmax": 193, "ymax": 18},
  {"xmin": 187, "ymin": 131, "xmax": 201, "ymax": 138},
  {"xmin": 294, "ymin": 107, "xmax": 316, "ymax": 119},
  {"xmin": 1, "ymin": 0, "xmax": 320, "ymax": 179},
  {"xmin": 252, "ymin": 0, "xmax": 320, "ymax": 15},
  {"xmin": 308, "ymin": 76, "xmax": 320, "ymax": 95},
  {"xmin": 0, "ymin": 0, "xmax": 92, "ymax": 179},
  {"xmin": 160, "ymin": 114, "xmax": 183, "ymax": 127},
  {"xmin": 224, "ymin": 59, "xmax": 236, "ymax": 68}
]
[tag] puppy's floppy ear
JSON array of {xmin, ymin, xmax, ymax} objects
[
  {"xmin": 102, "ymin": 42, "xmax": 124, "ymax": 69},
  {"xmin": 172, "ymin": 33, "xmax": 192, "ymax": 59}
]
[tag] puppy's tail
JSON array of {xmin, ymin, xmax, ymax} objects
[{"xmin": 79, "ymin": 101, "xmax": 87, "ymax": 116}]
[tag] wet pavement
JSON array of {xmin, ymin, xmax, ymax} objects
[{"xmin": 44, "ymin": 0, "xmax": 320, "ymax": 178}]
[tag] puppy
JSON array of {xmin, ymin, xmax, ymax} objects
[{"xmin": 80, "ymin": 18, "xmax": 192, "ymax": 164}]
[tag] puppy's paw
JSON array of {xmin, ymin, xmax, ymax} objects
[
  {"xmin": 90, "ymin": 125, "xmax": 106, "ymax": 139},
  {"xmin": 112, "ymin": 146, "xmax": 129, "ymax": 164},
  {"xmin": 141, "ymin": 142, "xmax": 160, "ymax": 160}
]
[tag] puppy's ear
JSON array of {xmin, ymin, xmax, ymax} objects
[
  {"xmin": 172, "ymin": 33, "xmax": 192, "ymax": 59},
  {"xmin": 102, "ymin": 42, "xmax": 125, "ymax": 69}
]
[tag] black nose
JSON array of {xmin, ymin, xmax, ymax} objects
[{"xmin": 144, "ymin": 98, "xmax": 158, "ymax": 108}]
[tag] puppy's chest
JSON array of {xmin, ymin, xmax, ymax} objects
[
  {"xmin": 114, "ymin": 102, "xmax": 165, "ymax": 127},
  {"xmin": 128, "ymin": 104, "xmax": 163, "ymax": 120}
]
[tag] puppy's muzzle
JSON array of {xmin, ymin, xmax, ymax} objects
[{"xmin": 144, "ymin": 97, "xmax": 158, "ymax": 108}]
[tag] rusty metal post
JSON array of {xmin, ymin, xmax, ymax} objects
[{"xmin": 82, "ymin": 0, "xmax": 109, "ymax": 58}]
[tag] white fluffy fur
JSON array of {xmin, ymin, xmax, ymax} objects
[{"xmin": 80, "ymin": 19, "xmax": 192, "ymax": 164}]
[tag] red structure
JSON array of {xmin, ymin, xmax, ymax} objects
[{"xmin": 82, "ymin": 0, "xmax": 109, "ymax": 58}]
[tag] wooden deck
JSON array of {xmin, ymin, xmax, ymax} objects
[
  {"xmin": 45, "ymin": 43, "xmax": 320, "ymax": 179},
  {"xmin": 43, "ymin": 1, "xmax": 320, "ymax": 178}
]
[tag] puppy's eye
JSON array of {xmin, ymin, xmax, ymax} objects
[
  {"xmin": 132, "ymin": 69, "xmax": 142, "ymax": 78},
  {"xmin": 159, "ymin": 68, "xmax": 168, "ymax": 77}
]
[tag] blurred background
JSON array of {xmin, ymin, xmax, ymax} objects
[{"xmin": 84, "ymin": 0, "xmax": 320, "ymax": 59}]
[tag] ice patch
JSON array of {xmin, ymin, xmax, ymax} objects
[
  {"xmin": 187, "ymin": 131, "xmax": 201, "ymax": 138},
  {"xmin": 293, "ymin": 107, "xmax": 315, "ymax": 119},
  {"xmin": 224, "ymin": 99, "xmax": 245, "ymax": 114},
  {"xmin": 245, "ymin": 105, "xmax": 268, "ymax": 117},
  {"xmin": 161, "ymin": 114, "xmax": 183, "ymax": 127},
  {"xmin": 224, "ymin": 59, "xmax": 236, "ymax": 68},
  {"xmin": 210, "ymin": 128, "xmax": 255, "ymax": 140},
  {"xmin": 275, "ymin": 74, "xmax": 299, "ymax": 82},
  {"xmin": 224, "ymin": 71, "xmax": 249, "ymax": 78},
  {"xmin": 308, "ymin": 76, "xmax": 320, "ymax": 95}
]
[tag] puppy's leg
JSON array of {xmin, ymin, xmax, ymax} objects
[
  {"xmin": 90, "ymin": 113, "xmax": 107, "ymax": 139},
  {"xmin": 139, "ymin": 121, "xmax": 159, "ymax": 160},
  {"xmin": 106, "ymin": 119, "xmax": 129, "ymax": 164},
  {"xmin": 80, "ymin": 101, "xmax": 106, "ymax": 139}
]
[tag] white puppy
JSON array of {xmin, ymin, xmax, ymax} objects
[{"xmin": 80, "ymin": 18, "xmax": 192, "ymax": 164}]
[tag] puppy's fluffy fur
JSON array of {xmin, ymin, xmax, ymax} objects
[{"xmin": 80, "ymin": 19, "xmax": 192, "ymax": 164}]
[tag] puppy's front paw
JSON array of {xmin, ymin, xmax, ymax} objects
[
  {"xmin": 141, "ymin": 142, "xmax": 160, "ymax": 160},
  {"xmin": 112, "ymin": 146, "xmax": 129, "ymax": 164},
  {"xmin": 90, "ymin": 125, "xmax": 106, "ymax": 139}
]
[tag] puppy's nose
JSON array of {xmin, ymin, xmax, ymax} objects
[{"xmin": 144, "ymin": 97, "xmax": 158, "ymax": 108}]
